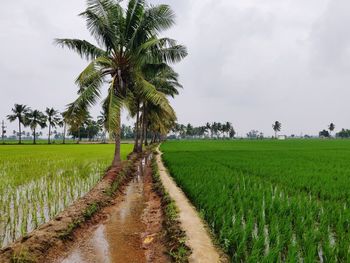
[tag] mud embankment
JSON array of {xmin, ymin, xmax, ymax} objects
[
  {"xmin": 52, "ymin": 155, "xmax": 169, "ymax": 263},
  {"xmin": 0, "ymin": 154, "xmax": 141, "ymax": 263}
]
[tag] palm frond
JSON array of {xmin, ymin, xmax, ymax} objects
[
  {"xmin": 143, "ymin": 4, "xmax": 175, "ymax": 34},
  {"xmin": 80, "ymin": 9, "xmax": 115, "ymax": 50},
  {"xmin": 125, "ymin": 0, "xmax": 145, "ymax": 41},
  {"xmin": 54, "ymin": 39, "xmax": 105, "ymax": 60},
  {"xmin": 136, "ymin": 37, "xmax": 187, "ymax": 65},
  {"xmin": 6, "ymin": 115, "xmax": 17, "ymax": 122}
]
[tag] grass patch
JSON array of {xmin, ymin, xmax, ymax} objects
[
  {"xmin": 83, "ymin": 203, "xmax": 100, "ymax": 220},
  {"xmin": 10, "ymin": 249, "xmax": 35, "ymax": 263},
  {"xmin": 58, "ymin": 219, "xmax": 82, "ymax": 240}
]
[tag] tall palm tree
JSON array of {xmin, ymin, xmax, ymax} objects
[
  {"xmin": 56, "ymin": 0, "xmax": 187, "ymax": 166},
  {"xmin": 329, "ymin": 123, "xmax": 335, "ymax": 138},
  {"xmin": 134, "ymin": 63, "xmax": 182, "ymax": 151},
  {"xmin": 272, "ymin": 121, "xmax": 282, "ymax": 138},
  {"xmin": 148, "ymin": 101, "xmax": 177, "ymax": 143},
  {"xmin": 7, "ymin": 104, "xmax": 30, "ymax": 144},
  {"xmin": 25, "ymin": 110, "xmax": 47, "ymax": 144},
  {"xmin": 45, "ymin": 108, "xmax": 62, "ymax": 144}
]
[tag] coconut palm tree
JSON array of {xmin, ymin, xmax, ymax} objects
[
  {"xmin": 134, "ymin": 63, "xmax": 182, "ymax": 151},
  {"xmin": 272, "ymin": 121, "xmax": 282, "ymax": 138},
  {"xmin": 25, "ymin": 110, "xmax": 47, "ymax": 144},
  {"xmin": 148, "ymin": 101, "xmax": 177, "ymax": 143},
  {"xmin": 56, "ymin": 0, "xmax": 187, "ymax": 166},
  {"xmin": 45, "ymin": 108, "xmax": 62, "ymax": 144},
  {"xmin": 329, "ymin": 123, "xmax": 335, "ymax": 138},
  {"xmin": 7, "ymin": 104, "xmax": 30, "ymax": 144}
]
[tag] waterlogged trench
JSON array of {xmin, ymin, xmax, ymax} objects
[{"xmin": 57, "ymin": 158, "xmax": 152, "ymax": 263}]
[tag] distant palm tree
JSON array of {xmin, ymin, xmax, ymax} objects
[
  {"xmin": 61, "ymin": 111, "xmax": 68, "ymax": 144},
  {"xmin": 272, "ymin": 121, "xmax": 282, "ymax": 138},
  {"xmin": 329, "ymin": 123, "xmax": 335, "ymax": 138},
  {"xmin": 25, "ymin": 110, "xmax": 47, "ymax": 144},
  {"xmin": 45, "ymin": 108, "xmax": 62, "ymax": 144},
  {"xmin": 7, "ymin": 104, "xmax": 30, "ymax": 144},
  {"xmin": 225, "ymin": 122, "xmax": 232, "ymax": 138},
  {"xmin": 205, "ymin": 122, "xmax": 211, "ymax": 137},
  {"xmin": 97, "ymin": 111, "xmax": 108, "ymax": 143}
]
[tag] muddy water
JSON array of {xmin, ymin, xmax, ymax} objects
[{"xmin": 58, "ymin": 160, "xmax": 147, "ymax": 263}]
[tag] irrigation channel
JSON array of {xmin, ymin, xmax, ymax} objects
[{"xmin": 52, "ymin": 156, "xmax": 169, "ymax": 263}]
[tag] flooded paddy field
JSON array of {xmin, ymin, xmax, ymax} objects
[{"xmin": 0, "ymin": 144, "xmax": 133, "ymax": 248}]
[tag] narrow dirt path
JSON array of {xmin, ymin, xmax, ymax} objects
[
  {"xmin": 156, "ymin": 150, "xmax": 225, "ymax": 263},
  {"xmin": 52, "ymin": 157, "xmax": 169, "ymax": 263}
]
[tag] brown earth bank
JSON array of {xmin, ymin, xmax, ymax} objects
[
  {"xmin": 48, "ymin": 154, "xmax": 169, "ymax": 263},
  {"xmin": 0, "ymin": 152, "xmax": 157, "ymax": 263}
]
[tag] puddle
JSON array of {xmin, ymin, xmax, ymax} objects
[{"xmin": 58, "ymin": 159, "xmax": 148, "ymax": 263}]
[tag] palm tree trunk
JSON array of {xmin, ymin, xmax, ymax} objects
[
  {"xmin": 138, "ymin": 104, "xmax": 146, "ymax": 152},
  {"xmin": 63, "ymin": 123, "xmax": 66, "ymax": 144},
  {"xmin": 33, "ymin": 129, "xmax": 36, "ymax": 144},
  {"xmin": 77, "ymin": 129, "xmax": 80, "ymax": 144},
  {"xmin": 18, "ymin": 120, "xmax": 21, "ymax": 144},
  {"xmin": 133, "ymin": 101, "xmax": 140, "ymax": 152},
  {"xmin": 48, "ymin": 124, "xmax": 51, "ymax": 144},
  {"xmin": 145, "ymin": 123, "xmax": 148, "ymax": 146},
  {"xmin": 112, "ymin": 111, "xmax": 121, "ymax": 166}
]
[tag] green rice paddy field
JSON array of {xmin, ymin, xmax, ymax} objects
[
  {"xmin": 161, "ymin": 140, "xmax": 350, "ymax": 262},
  {"xmin": 0, "ymin": 144, "xmax": 133, "ymax": 248}
]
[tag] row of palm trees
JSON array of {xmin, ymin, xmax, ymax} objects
[
  {"xmin": 172, "ymin": 122, "xmax": 236, "ymax": 139},
  {"xmin": 7, "ymin": 104, "xmax": 62, "ymax": 144},
  {"xmin": 56, "ymin": 0, "xmax": 187, "ymax": 166}
]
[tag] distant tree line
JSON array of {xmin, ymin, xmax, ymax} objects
[
  {"xmin": 4, "ymin": 104, "xmax": 110, "ymax": 144},
  {"xmin": 6, "ymin": 104, "xmax": 65, "ymax": 144},
  {"xmin": 4, "ymin": 106, "xmax": 350, "ymax": 145},
  {"xmin": 170, "ymin": 122, "xmax": 236, "ymax": 139},
  {"xmin": 2, "ymin": 103, "xmax": 178, "ymax": 145}
]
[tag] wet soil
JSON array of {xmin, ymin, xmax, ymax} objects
[{"xmin": 52, "ymin": 158, "xmax": 169, "ymax": 263}]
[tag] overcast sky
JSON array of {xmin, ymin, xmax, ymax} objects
[{"xmin": 1, "ymin": 0, "xmax": 350, "ymax": 137}]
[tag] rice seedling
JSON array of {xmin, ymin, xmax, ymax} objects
[
  {"xmin": 0, "ymin": 144, "xmax": 132, "ymax": 248},
  {"xmin": 161, "ymin": 140, "xmax": 350, "ymax": 261}
]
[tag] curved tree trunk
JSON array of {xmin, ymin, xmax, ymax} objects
[
  {"xmin": 63, "ymin": 123, "xmax": 66, "ymax": 144},
  {"xmin": 133, "ymin": 101, "xmax": 140, "ymax": 152},
  {"xmin": 33, "ymin": 129, "xmax": 36, "ymax": 144},
  {"xmin": 48, "ymin": 124, "xmax": 51, "ymax": 144},
  {"xmin": 138, "ymin": 104, "xmax": 146, "ymax": 152},
  {"xmin": 112, "ymin": 110, "xmax": 121, "ymax": 167},
  {"xmin": 77, "ymin": 129, "xmax": 80, "ymax": 144},
  {"xmin": 144, "ymin": 121, "xmax": 148, "ymax": 146},
  {"xmin": 18, "ymin": 120, "xmax": 21, "ymax": 144}
]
